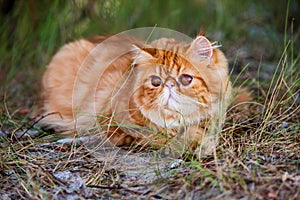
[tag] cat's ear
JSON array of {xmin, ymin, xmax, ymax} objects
[
  {"xmin": 197, "ymin": 27, "xmax": 205, "ymax": 37},
  {"xmin": 186, "ymin": 36, "xmax": 213, "ymax": 62},
  {"xmin": 131, "ymin": 45, "xmax": 155, "ymax": 66}
]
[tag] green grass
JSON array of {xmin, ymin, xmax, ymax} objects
[{"xmin": 0, "ymin": 0, "xmax": 299, "ymax": 199}]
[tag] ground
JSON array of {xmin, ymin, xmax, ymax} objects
[{"xmin": 1, "ymin": 68, "xmax": 299, "ymax": 199}]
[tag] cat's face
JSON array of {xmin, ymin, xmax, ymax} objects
[{"xmin": 131, "ymin": 36, "xmax": 229, "ymax": 128}]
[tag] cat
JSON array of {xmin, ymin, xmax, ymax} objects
[{"xmin": 39, "ymin": 31, "xmax": 233, "ymax": 158}]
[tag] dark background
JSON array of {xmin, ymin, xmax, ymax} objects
[{"xmin": 0, "ymin": 0, "xmax": 299, "ymax": 108}]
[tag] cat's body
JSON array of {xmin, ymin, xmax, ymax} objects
[{"xmin": 40, "ymin": 33, "xmax": 232, "ymax": 157}]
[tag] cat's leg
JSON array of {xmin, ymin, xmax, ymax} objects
[
  {"xmin": 194, "ymin": 117, "xmax": 223, "ymax": 158},
  {"xmin": 160, "ymin": 127, "xmax": 198, "ymax": 158},
  {"xmin": 195, "ymin": 131, "xmax": 218, "ymax": 158},
  {"xmin": 166, "ymin": 124, "xmax": 219, "ymax": 159},
  {"xmin": 104, "ymin": 126, "xmax": 138, "ymax": 147}
]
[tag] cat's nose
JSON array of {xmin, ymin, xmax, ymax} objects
[{"xmin": 166, "ymin": 81, "xmax": 175, "ymax": 88}]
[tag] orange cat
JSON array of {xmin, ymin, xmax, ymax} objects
[{"xmin": 39, "ymin": 32, "xmax": 232, "ymax": 158}]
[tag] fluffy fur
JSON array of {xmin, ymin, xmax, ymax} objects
[{"xmin": 39, "ymin": 33, "xmax": 233, "ymax": 158}]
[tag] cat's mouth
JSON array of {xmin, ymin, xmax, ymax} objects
[
  {"xmin": 161, "ymin": 89, "xmax": 182, "ymax": 112},
  {"xmin": 167, "ymin": 93, "xmax": 175, "ymax": 101}
]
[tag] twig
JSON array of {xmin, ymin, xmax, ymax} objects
[{"xmin": 11, "ymin": 112, "xmax": 62, "ymax": 141}]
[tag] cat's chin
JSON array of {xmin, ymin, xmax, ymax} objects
[
  {"xmin": 140, "ymin": 105, "xmax": 203, "ymax": 129},
  {"xmin": 160, "ymin": 95, "xmax": 198, "ymax": 115},
  {"xmin": 163, "ymin": 98, "xmax": 180, "ymax": 111}
]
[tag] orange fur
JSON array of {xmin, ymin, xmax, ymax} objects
[{"xmin": 39, "ymin": 34, "xmax": 233, "ymax": 158}]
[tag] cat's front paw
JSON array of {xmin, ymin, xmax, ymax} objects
[
  {"xmin": 161, "ymin": 139, "xmax": 186, "ymax": 158},
  {"xmin": 195, "ymin": 135, "xmax": 218, "ymax": 159}
]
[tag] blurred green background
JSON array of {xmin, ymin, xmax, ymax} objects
[{"xmin": 0, "ymin": 0, "xmax": 299, "ymax": 109}]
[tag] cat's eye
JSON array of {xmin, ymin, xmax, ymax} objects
[
  {"xmin": 151, "ymin": 76, "xmax": 162, "ymax": 87},
  {"xmin": 179, "ymin": 74, "xmax": 193, "ymax": 86}
]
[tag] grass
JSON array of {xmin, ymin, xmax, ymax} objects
[{"xmin": 1, "ymin": 0, "xmax": 300, "ymax": 199}]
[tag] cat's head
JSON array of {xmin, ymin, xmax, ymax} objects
[{"xmin": 130, "ymin": 36, "xmax": 230, "ymax": 128}]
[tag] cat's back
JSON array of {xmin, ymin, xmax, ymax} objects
[
  {"xmin": 41, "ymin": 39, "xmax": 96, "ymax": 122},
  {"xmin": 40, "ymin": 35, "xmax": 143, "ymax": 128}
]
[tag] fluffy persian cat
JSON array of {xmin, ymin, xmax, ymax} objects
[{"xmin": 39, "ymin": 32, "xmax": 233, "ymax": 158}]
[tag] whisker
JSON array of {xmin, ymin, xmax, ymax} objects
[{"xmin": 189, "ymin": 98, "xmax": 208, "ymax": 107}]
